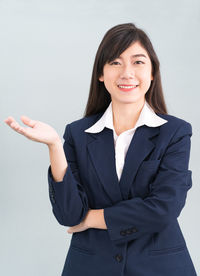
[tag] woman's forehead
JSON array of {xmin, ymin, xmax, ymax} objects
[{"xmin": 119, "ymin": 41, "xmax": 149, "ymax": 58}]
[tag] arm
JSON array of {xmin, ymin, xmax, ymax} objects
[
  {"xmin": 48, "ymin": 141, "xmax": 68, "ymax": 182},
  {"xmin": 86, "ymin": 209, "xmax": 107, "ymax": 229},
  {"xmin": 48, "ymin": 124, "xmax": 90, "ymax": 227},
  {"xmin": 103, "ymin": 122, "xmax": 193, "ymax": 245},
  {"xmin": 4, "ymin": 116, "xmax": 89, "ymax": 226}
]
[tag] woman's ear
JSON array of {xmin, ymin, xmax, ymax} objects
[{"xmin": 99, "ymin": 75, "xmax": 104, "ymax": 82}]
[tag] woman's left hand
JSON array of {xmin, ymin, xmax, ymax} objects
[
  {"xmin": 67, "ymin": 210, "xmax": 91, "ymax": 234},
  {"xmin": 67, "ymin": 221, "xmax": 90, "ymax": 234},
  {"xmin": 67, "ymin": 209, "xmax": 107, "ymax": 234}
]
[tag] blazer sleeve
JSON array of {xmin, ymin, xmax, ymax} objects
[
  {"xmin": 47, "ymin": 124, "xmax": 90, "ymax": 227},
  {"xmin": 103, "ymin": 121, "xmax": 193, "ymax": 245}
]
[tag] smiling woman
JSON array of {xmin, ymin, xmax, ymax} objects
[
  {"xmin": 98, "ymin": 41, "xmax": 153, "ymax": 120},
  {"xmin": 4, "ymin": 22, "xmax": 197, "ymax": 276}
]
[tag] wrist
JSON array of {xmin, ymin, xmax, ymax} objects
[
  {"xmin": 48, "ymin": 139, "xmax": 63, "ymax": 149},
  {"xmin": 86, "ymin": 209, "xmax": 106, "ymax": 229},
  {"xmin": 85, "ymin": 209, "xmax": 94, "ymax": 228}
]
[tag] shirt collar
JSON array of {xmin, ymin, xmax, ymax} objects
[{"xmin": 84, "ymin": 100, "xmax": 168, "ymax": 133}]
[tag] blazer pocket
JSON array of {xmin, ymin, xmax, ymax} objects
[
  {"xmin": 70, "ymin": 244, "xmax": 96, "ymax": 255},
  {"xmin": 149, "ymin": 244, "xmax": 186, "ymax": 256}
]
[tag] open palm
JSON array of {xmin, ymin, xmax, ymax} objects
[{"xmin": 4, "ymin": 115, "xmax": 61, "ymax": 146}]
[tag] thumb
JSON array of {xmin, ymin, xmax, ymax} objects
[{"xmin": 20, "ymin": 115, "xmax": 37, "ymax": 128}]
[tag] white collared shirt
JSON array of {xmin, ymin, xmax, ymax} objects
[{"xmin": 85, "ymin": 100, "xmax": 168, "ymax": 181}]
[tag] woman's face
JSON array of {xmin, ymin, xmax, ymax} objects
[{"xmin": 99, "ymin": 41, "xmax": 153, "ymax": 106}]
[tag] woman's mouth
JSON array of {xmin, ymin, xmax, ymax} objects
[{"xmin": 117, "ymin": 84, "xmax": 139, "ymax": 92}]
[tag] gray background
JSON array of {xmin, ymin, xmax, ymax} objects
[{"xmin": 1, "ymin": 0, "xmax": 199, "ymax": 275}]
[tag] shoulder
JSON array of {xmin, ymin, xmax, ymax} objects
[
  {"xmin": 62, "ymin": 112, "xmax": 104, "ymax": 140},
  {"xmin": 156, "ymin": 113, "xmax": 192, "ymax": 137}
]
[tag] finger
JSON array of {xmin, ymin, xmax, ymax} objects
[
  {"xmin": 20, "ymin": 115, "xmax": 37, "ymax": 128},
  {"xmin": 10, "ymin": 121, "xmax": 26, "ymax": 134},
  {"xmin": 4, "ymin": 116, "xmax": 16, "ymax": 125},
  {"xmin": 4, "ymin": 117, "xmax": 28, "ymax": 136}
]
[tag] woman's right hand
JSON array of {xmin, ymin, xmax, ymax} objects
[{"xmin": 4, "ymin": 115, "xmax": 62, "ymax": 146}]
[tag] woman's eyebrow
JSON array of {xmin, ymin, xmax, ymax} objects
[
  {"xmin": 118, "ymin": 54, "xmax": 147, "ymax": 59},
  {"xmin": 131, "ymin": 54, "xmax": 147, "ymax": 58}
]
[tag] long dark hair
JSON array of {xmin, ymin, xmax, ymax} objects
[{"xmin": 83, "ymin": 23, "xmax": 168, "ymax": 117}]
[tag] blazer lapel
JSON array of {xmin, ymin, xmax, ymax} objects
[
  {"xmin": 118, "ymin": 125, "xmax": 159, "ymax": 199},
  {"xmin": 87, "ymin": 128, "xmax": 122, "ymax": 203},
  {"xmin": 86, "ymin": 125, "xmax": 160, "ymax": 203}
]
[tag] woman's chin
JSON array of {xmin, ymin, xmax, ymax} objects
[{"xmin": 113, "ymin": 95, "xmax": 145, "ymax": 105}]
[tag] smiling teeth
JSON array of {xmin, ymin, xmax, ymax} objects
[{"xmin": 118, "ymin": 85, "xmax": 137, "ymax": 88}]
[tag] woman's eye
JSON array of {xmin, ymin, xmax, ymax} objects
[
  {"xmin": 134, "ymin": 60, "xmax": 144, "ymax": 64},
  {"xmin": 110, "ymin": 61, "xmax": 120, "ymax": 65},
  {"xmin": 109, "ymin": 60, "xmax": 144, "ymax": 65}
]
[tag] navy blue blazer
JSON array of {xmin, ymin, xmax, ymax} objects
[{"xmin": 47, "ymin": 111, "xmax": 197, "ymax": 276}]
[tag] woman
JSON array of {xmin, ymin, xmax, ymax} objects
[{"xmin": 4, "ymin": 23, "xmax": 197, "ymax": 275}]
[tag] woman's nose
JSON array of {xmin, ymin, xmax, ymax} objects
[{"xmin": 119, "ymin": 65, "xmax": 135, "ymax": 79}]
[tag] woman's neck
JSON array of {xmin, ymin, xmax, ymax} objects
[{"xmin": 112, "ymin": 99, "xmax": 145, "ymax": 135}]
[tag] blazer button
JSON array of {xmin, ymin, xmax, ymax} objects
[
  {"xmin": 120, "ymin": 230, "xmax": 126, "ymax": 236},
  {"xmin": 126, "ymin": 229, "xmax": 132, "ymax": 234},
  {"xmin": 51, "ymin": 196, "xmax": 56, "ymax": 203},
  {"xmin": 115, "ymin": 254, "xmax": 123, "ymax": 262},
  {"xmin": 131, "ymin": 228, "xmax": 138, "ymax": 233}
]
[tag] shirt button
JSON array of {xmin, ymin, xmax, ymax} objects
[{"xmin": 115, "ymin": 254, "xmax": 123, "ymax": 262}]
